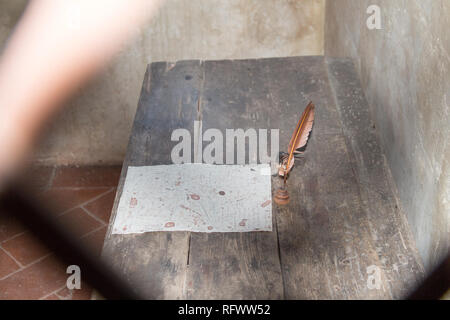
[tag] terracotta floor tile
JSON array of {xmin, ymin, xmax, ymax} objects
[
  {"xmin": 2, "ymin": 210, "xmax": 103, "ymax": 268},
  {"xmin": 52, "ymin": 166, "xmax": 121, "ymax": 188},
  {"xmin": 0, "ymin": 165, "xmax": 121, "ymax": 299},
  {"xmin": 0, "ymin": 255, "xmax": 67, "ymax": 299},
  {"xmin": 57, "ymin": 208, "xmax": 102, "ymax": 238},
  {"xmin": 36, "ymin": 188, "xmax": 110, "ymax": 215},
  {"xmin": 0, "ymin": 249, "xmax": 20, "ymax": 279},
  {"xmin": 0, "ymin": 212, "xmax": 26, "ymax": 242},
  {"xmin": 84, "ymin": 189, "xmax": 116, "ymax": 223},
  {"xmin": 2, "ymin": 232, "xmax": 51, "ymax": 266}
]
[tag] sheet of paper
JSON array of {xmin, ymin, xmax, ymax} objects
[{"xmin": 112, "ymin": 164, "xmax": 273, "ymax": 234}]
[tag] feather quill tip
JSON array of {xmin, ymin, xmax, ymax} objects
[{"xmin": 278, "ymin": 102, "xmax": 315, "ymax": 177}]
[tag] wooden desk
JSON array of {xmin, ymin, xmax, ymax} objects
[{"xmin": 101, "ymin": 56, "xmax": 423, "ymax": 299}]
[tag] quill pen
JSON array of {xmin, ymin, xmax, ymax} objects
[
  {"xmin": 274, "ymin": 101, "xmax": 315, "ymax": 205},
  {"xmin": 278, "ymin": 101, "xmax": 315, "ymax": 177}
]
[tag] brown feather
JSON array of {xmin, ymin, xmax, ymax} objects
[{"xmin": 278, "ymin": 102, "xmax": 315, "ymax": 177}]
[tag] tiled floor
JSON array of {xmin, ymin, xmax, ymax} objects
[{"xmin": 0, "ymin": 165, "xmax": 121, "ymax": 300}]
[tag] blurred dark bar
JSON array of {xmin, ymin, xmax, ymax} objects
[
  {"xmin": 408, "ymin": 254, "xmax": 450, "ymax": 300},
  {"xmin": 0, "ymin": 185, "xmax": 142, "ymax": 300}
]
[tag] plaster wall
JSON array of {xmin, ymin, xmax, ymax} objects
[
  {"xmin": 325, "ymin": 0, "xmax": 450, "ymax": 271},
  {"xmin": 0, "ymin": 0, "xmax": 325, "ymax": 165}
]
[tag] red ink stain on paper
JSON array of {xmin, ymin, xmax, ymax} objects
[
  {"xmin": 207, "ymin": 226, "xmax": 213, "ymax": 230},
  {"xmin": 175, "ymin": 181, "xmax": 181, "ymax": 186},
  {"xmin": 130, "ymin": 197, "xmax": 138, "ymax": 208},
  {"xmin": 190, "ymin": 194, "xmax": 200, "ymax": 200},
  {"xmin": 239, "ymin": 219, "xmax": 248, "ymax": 227},
  {"xmin": 123, "ymin": 226, "xmax": 127, "ymax": 231},
  {"xmin": 165, "ymin": 222, "xmax": 175, "ymax": 228},
  {"xmin": 261, "ymin": 200, "xmax": 271, "ymax": 207},
  {"xmin": 180, "ymin": 205, "xmax": 201, "ymax": 215}
]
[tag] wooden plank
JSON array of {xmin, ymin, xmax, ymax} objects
[
  {"xmin": 244, "ymin": 56, "xmax": 386, "ymax": 299},
  {"xmin": 326, "ymin": 58, "xmax": 424, "ymax": 298},
  {"xmin": 102, "ymin": 61, "xmax": 202, "ymax": 299},
  {"xmin": 185, "ymin": 59, "xmax": 284, "ymax": 299},
  {"xmin": 275, "ymin": 134, "xmax": 387, "ymax": 299}
]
